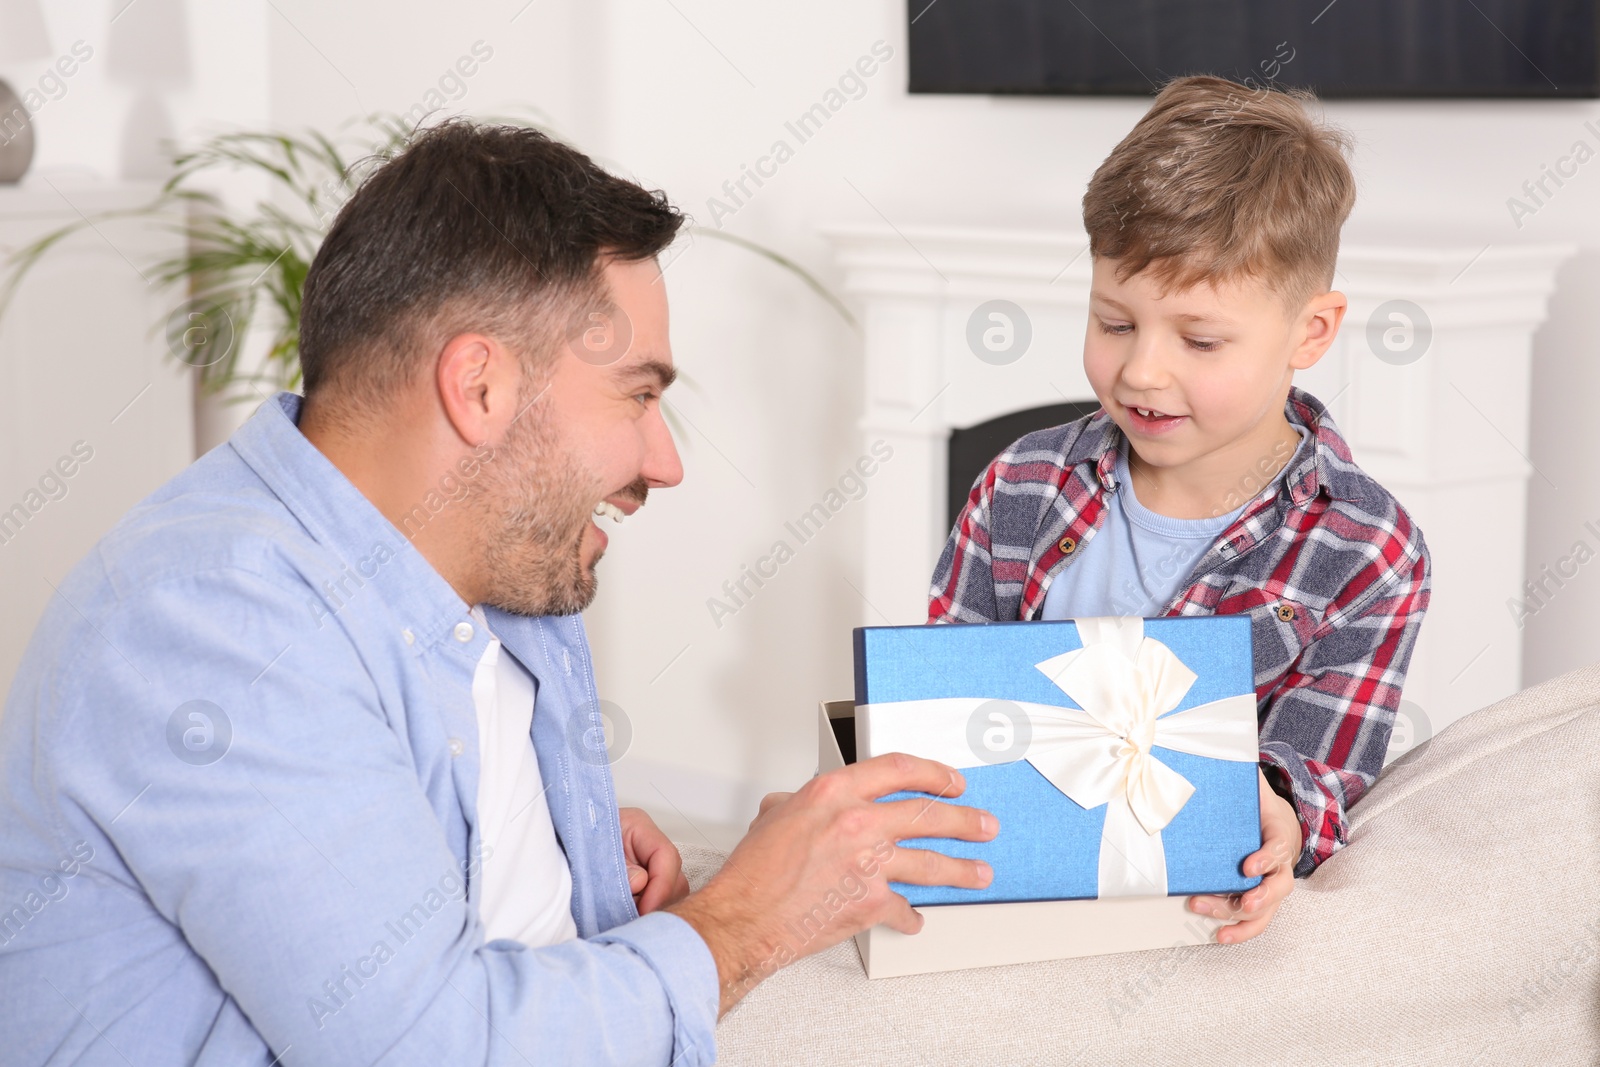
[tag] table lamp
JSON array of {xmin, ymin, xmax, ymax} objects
[{"xmin": 0, "ymin": 0, "xmax": 52, "ymax": 182}]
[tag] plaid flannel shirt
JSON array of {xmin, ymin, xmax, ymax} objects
[{"xmin": 928, "ymin": 388, "xmax": 1430, "ymax": 876}]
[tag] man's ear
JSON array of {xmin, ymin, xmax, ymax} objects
[
  {"xmin": 1290, "ymin": 291, "xmax": 1348, "ymax": 372},
  {"xmin": 436, "ymin": 333, "xmax": 521, "ymax": 447}
]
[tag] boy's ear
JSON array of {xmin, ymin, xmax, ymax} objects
[{"xmin": 1290, "ymin": 291, "xmax": 1348, "ymax": 371}]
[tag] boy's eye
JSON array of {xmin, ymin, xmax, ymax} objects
[
  {"xmin": 1185, "ymin": 337, "xmax": 1223, "ymax": 352},
  {"xmin": 1097, "ymin": 320, "xmax": 1132, "ymax": 336}
]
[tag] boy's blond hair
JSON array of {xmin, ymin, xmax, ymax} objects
[{"xmin": 1082, "ymin": 75, "xmax": 1355, "ymax": 310}]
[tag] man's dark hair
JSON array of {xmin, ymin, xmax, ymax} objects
[{"xmin": 299, "ymin": 120, "xmax": 683, "ymax": 408}]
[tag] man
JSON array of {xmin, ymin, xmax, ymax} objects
[{"xmin": 0, "ymin": 121, "xmax": 994, "ymax": 1065}]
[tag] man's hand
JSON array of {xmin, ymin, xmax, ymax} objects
[
  {"xmin": 667, "ymin": 754, "xmax": 997, "ymax": 1016},
  {"xmin": 1188, "ymin": 768, "xmax": 1303, "ymax": 944},
  {"xmin": 619, "ymin": 807, "xmax": 690, "ymax": 915}
]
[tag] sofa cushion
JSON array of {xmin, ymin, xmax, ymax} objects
[{"xmin": 682, "ymin": 665, "xmax": 1600, "ymax": 1065}]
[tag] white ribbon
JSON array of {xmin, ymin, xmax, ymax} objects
[{"xmin": 858, "ymin": 617, "xmax": 1257, "ymax": 898}]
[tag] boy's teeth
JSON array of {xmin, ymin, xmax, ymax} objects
[{"xmin": 593, "ymin": 501, "xmax": 626, "ymax": 523}]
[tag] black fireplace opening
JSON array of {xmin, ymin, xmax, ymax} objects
[{"xmin": 946, "ymin": 401, "xmax": 1102, "ymax": 532}]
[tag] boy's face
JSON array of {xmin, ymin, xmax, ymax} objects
[{"xmin": 1083, "ymin": 257, "xmax": 1338, "ymax": 477}]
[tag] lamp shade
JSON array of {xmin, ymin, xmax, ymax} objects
[{"xmin": 0, "ymin": 0, "xmax": 52, "ymax": 64}]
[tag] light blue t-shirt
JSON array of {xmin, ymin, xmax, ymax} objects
[{"xmin": 1040, "ymin": 442, "xmax": 1256, "ymax": 620}]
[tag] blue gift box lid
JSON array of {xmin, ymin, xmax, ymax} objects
[{"xmin": 853, "ymin": 617, "xmax": 1263, "ymax": 905}]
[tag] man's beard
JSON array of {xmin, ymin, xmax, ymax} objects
[{"xmin": 474, "ymin": 408, "xmax": 645, "ymax": 617}]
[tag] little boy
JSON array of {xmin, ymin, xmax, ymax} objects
[{"xmin": 929, "ymin": 76, "xmax": 1430, "ymax": 943}]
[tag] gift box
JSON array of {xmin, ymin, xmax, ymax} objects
[
  {"xmin": 821, "ymin": 700, "xmax": 1227, "ymax": 979},
  {"xmin": 853, "ymin": 616, "xmax": 1262, "ymax": 907}
]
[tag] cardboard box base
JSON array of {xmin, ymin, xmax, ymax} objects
[{"xmin": 820, "ymin": 700, "xmax": 1224, "ymax": 979}]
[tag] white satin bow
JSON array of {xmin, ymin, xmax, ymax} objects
[{"xmin": 857, "ymin": 617, "xmax": 1258, "ymax": 897}]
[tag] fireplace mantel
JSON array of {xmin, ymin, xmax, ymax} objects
[{"xmin": 825, "ymin": 224, "xmax": 1573, "ymax": 738}]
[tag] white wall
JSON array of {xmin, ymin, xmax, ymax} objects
[
  {"xmin": 8, "ymin": 0, "xmax": 1597, "ymax": 833},
  {"xmin": 17, "ymin": 0, "xmax": 270, "ymax": 181}
]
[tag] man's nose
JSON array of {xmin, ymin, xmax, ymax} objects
[{"xmin": 642, "ymin": 406, "xmax": 684, "ymax": 489}]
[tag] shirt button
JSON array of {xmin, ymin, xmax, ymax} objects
[
  {"xmin": 1276, "ymin": 603, "xmax": 1296, "ymax": 622},
  {"xmin": 1058, "ymin": 535, "xmax": 1077, "ymax": 555},
  {"xmin": 454, "ymin": 622, "xmax": 474, "ymax": 643},
  {"xmin": 448, "ymin": 737, "xmax": 465, "ymax": 757},
  {"xmin": 402, "ymin": 628, "xmax": 415, "ymax": 645}
]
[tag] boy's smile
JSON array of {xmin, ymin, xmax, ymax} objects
[
  {"xmin": 1125, "ymin": 405, "xmax": 1187, "ymax": 435},
  {"xmin": 1083, "ymin": 256, "xmax": 1347, "ymax": 518}
]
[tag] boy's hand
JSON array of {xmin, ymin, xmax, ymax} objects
[
  {"xmin": 619, "ymin": 807, "xmax": 691, "ymax": 914},
  {"xmin": 1188, "ymin": 768, "xmax": 1302, "ymax": 944}
]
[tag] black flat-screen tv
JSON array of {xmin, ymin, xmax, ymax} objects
[{"xmin": 908, "ymin": 0, "xmax": 1600, "ymax": 98}]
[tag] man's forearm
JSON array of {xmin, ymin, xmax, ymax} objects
[{"xmin": 668, "ymin": 877, "xmax": 775, "ymax": 1017}]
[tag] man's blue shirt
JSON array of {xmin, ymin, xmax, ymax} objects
[{"xmin": 0, "ymin": 392, "xmax": 719, "ymax": 1066}]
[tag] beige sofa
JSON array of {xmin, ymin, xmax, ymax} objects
[{"xmin": 684, "ymin": 666, "xmax": 1600, "ymax": 1065}]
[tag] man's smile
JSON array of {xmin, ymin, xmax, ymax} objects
[{"xmin": 588, "ymin": 491, "xmax": 643, "ymax": 552}]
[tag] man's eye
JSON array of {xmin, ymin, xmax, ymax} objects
[
  {"xmin": 634, "ymin": 392, "xmax": 658, "ymax": 406},
  {"xmin": 1097, "ymin": 321, "xmax": 1132, "ymax": 336}
]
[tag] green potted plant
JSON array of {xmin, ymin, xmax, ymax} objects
[{"xmin": 0, "ymin": 114, "xmax": 855, "ymax": 407}]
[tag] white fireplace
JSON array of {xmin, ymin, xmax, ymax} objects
[{"xmin": 824, "ymin": 225, "xmax": 1572, "ymax": 741}]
